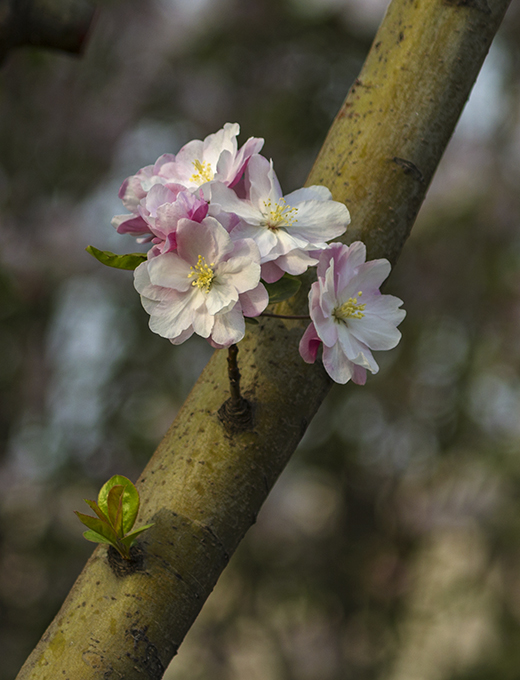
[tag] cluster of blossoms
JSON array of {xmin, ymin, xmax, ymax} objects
[{"xmin": 106, "ymin": 123, "xmax": 405, "ymax": 384}]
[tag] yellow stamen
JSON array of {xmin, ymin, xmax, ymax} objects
[
  {"xmin": 262, "ymin": 198, "xmax": 298, "ymax": 230},
  {"xmin": 190, "ymin": 159, "xmax": 214, "ymax": 185},
  {"xmin": 188, "ymin": 255, "xmax": 215, "ymax": 293},
  {"xmin": 333, "ymin": 291, "xmax": 366, "ymax": 321}
]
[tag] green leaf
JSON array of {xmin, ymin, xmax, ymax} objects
[
  {"xmin": 244, "ymin": 317, "xmax": 259, "ymax": 325},
  {"xmin": 82, "ymin": 529, "xmax": 115, "ymax": 546},
  {"xmin": 98, "ymin": 475, "xmax": 140, "ymax": 534},
  {"xmin": 74, "ymin": 511, "xmax": 119, "ymax": 544},
  {"xmin": 84, "ymin": 499, "xmax": 109, "ymax": 523},
  {"xmin": 264, "ymin": 274, "xmax": 301, "ymax": 304},
  {"xmin": 119, "ymin": 523, "xmax": 155, "ymax": 548},
  {"xmin": 106, "ymin": 485, "xmax": 125, "ymax": 536},
  {"xmin": 86, "ymin": 246, "xmax": 147, "ymax": 271}
]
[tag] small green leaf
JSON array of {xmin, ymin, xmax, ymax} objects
[
  {"xmin": 98, "ymin": 475, "xmax": 140, "ymax": 534},
  {"xmin": 86, "ymin": 246, "xmax": 147, "ymax": 271},
  {"xmin": 106, "ymin": 485, "xmax": 124, "ymax": 532},
  {"xmin": 84, "ymin": 499, "xmax": 109, "ymax": 523},
  {"xmin": 74, "ymin": 511, "xmax": 119, "ymax": 544},
  {"xmin": 83, "ymin": 529, "xmax": 115, "ymax": 546},
  {"xmin": 244, "ymin": 317, "xmax": 259, "ymax": 325},
  {"xmin": 119, "ymin": 523, "xmax": 155, "ymax": 548},
  {"xmin": 264, "ymin": 274, "xmax": 301, "ymax": 304}
]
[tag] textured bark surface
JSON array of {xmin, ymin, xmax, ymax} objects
[{"xmin": 15, "ymin": 0, "xmax": 512, "ymax": 677}]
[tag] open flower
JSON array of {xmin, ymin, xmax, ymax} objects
[
  {"xmin": 209, "ymin": 155, "xmax": 350, "ymax": 282},
  {"xmin": 134, "ymin": 216, "xmax": 267, "ymax": 347},
  {"xmin": 112, "ymin": 123, "xmax": 263, "ymax": 241},
  {"xmin": 299, "ymin": 242, "xmax": 405, "ymax": 384},
  {"xmin": 156, "ymin": 122, "xmax": 264, "ymax": 193}
]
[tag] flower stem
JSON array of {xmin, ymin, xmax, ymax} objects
[
  {"xmin": 260, "ymin": 312, "xmax": 311, "ymax": 320},
  {"xmin": 218, "ymin": 344, "xmax": 253, "ymax": 432}
]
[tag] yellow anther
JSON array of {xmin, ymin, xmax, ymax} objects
[
  {"xmin": 333, "ymin": 292, "xmax": 366, "ymax": 321},
  {"xmin": 188, "ymin": 255, "xmax": 215, "ymax": 293},
  {"xmin": 262, "ymin": 198, "xmax": 298, "ymax": 230},
  {"xmin": 190, "ymin": 159, "xmax": 214, "ymax": 185}
]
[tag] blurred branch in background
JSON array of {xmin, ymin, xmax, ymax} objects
[{"xmin": 0, "ymin": 0, "xmax": 96, "ymax": 63}]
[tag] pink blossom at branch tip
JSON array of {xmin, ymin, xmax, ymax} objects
[
  {"xmin": 134, "ymin": 216, "xmax": 267, "ymax": 348},
  {"xmin": 299, "ymin": 242, "xmax": 405, "ymax": 384}
]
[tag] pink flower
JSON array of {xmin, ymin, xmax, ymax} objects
[
  {"xmin": 112, "ymin": 123, "xmax": 263, "ymax": 242},
  {"xmin": 134, "ymin": 216, "xmax": 267, "ymax": 347},
  {"xmin": 299, "ymin": 242, "xmax": 405, "ymax": 384},
  {"xmin": 157, "ymin": 122, "xmax": 264, "ymax": 192},
  {"xmin": 142, "ymin": 186, "xmax": 209, "ymax": 257},
  {"xmin": 209, "ymin": 155, "xmax": 350, "ymax": 282}
]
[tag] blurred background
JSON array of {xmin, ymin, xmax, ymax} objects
[{"xmin": 2, "ymin": 0, "xmax": 520, "ymax": 677}]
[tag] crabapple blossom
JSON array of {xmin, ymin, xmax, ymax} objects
[
  {"xmin": 134, "ymin": 216, "xmax": 267, "ymax": 348},
  {"xmin": 299, "ymin": 242, "xmax": 405, "ymax": 384},
  {"xmin": 209, "ymin": 154, "xmax": 350, "ymax": 282},
  {"xmin": 112, "ymin": 123, "xmax": 263, "ymax": 240}
]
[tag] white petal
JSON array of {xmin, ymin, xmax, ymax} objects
[
  {"xmin": 322, "ymin": 342, "xmax": 356, "ymax": 384},
  {"xmin": 240, "ymin": 284, "xmax": 269, "ymax": 316},
  {"xmin": 148, "ymin": 253, "xmax": 192, "ymax": 291},
  {"xmin": 211, "ymin": 304, "xmax": 245, "ymax": 346},
  {"xmin": 349, "ymin": 315, "xmax": 402, "ymax": 351},
  {"xmin": 206, "ymin": 282, "xmax": 238, "ymax": 315}
]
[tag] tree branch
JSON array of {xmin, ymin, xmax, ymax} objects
[
  {"xmin": 0, "ymin": 0, "xmax": 96, "ymax": 63},
  {"xmin": 15, "ymin": 0, "xmax": 512, "ymax": 677}
]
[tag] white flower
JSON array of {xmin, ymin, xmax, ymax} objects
[
  {"xmin": 209, "ymin": 154, "xmax": 350, "ymax": 282},
  {"xmin": 134, "ymin": 216, "xmax": 267, "ymax": 347},
  {"xmin": 299, "ymin": 242, "xmax": 405, "ymax": 384}
]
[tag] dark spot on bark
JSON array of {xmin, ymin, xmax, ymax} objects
[
  {"xmin": 398, "ymin": 31, "xmax": 404, "ymax": 41},
  {"xmin": 107, "ymin": 544, "xmax": 145, "ymax": 577},
  {"xmin": 126, "ymin": 626, "xmax": 168, "ymax": 680},
  {"xmin": 444, "ymin": 0, "xmax": 491, "ymax": 12},
  {"xmin": 392, "ymin": 157, "xmax": 424, "ymax": 183},
  {"xmin": 375, "ymin": 41, "xmax": 381, "ymax": 49}
]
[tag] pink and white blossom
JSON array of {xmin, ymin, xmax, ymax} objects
[
  {"xmin": 134, "ymin": 216, "xmax": 267, "ymax": 347},
  {"xmin": 299, "ymin": 242, "xmax": 405, "ymax": 384},
  {"xmin": 112, "ymin": 123, "xmax": 263, "ymax": 242},
  {"xmin": 156, "ymin": 122, "xmax": 264, "ymax": 193},
  {"xmin": 209, "ymin": 155, "xmax": 350, "ymax": 282}
]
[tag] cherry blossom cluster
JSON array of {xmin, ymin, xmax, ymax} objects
[{"xmin": 105, "ymin": 123, "xmax": 405, "ymax": 384}]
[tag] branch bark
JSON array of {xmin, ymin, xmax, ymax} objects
[{"xmin": 16, "ymin": 0, "xmax": 511, "ymax": 677}]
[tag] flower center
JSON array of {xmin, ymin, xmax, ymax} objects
[
  {"xmin": 333, "ymin": 292, "xmax": 366, "ymax": 321},
  {"xmin": 188, "ymin": 255, "xmax": 215, "ymax": 293},
  {"xmin": 262, "ymin": 198, "xmax": 298, "ymax": 230},
  {"xmin": 190, "ymin": 159, "xmax": 214, "ymax": 185}
]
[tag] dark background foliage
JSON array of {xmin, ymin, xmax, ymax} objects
[{"xmin": 2, "ymin": 0, "xmax": 520, "ymax": 678}]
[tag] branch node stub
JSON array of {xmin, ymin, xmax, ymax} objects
[
  {"xmin": 218, "ymin": 397, "xmax": 254, "ymax": 433},
  {"xmin": 107, "ymin": 544, "xmax": 145, "ymax": 577}
]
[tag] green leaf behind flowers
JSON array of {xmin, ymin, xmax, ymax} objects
[
  {"xmin": 264, "ymin": 274, "xmax": 301, "ymax": 304},
  {"xmin": 86, "ymin": 246, "xmax": 147, "ymax": 271}
]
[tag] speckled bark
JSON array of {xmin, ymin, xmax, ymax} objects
[{"xmin": 15, "ymin": 0, "xmax": 511, "ymax": 677}]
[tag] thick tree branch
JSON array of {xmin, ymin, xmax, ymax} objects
[{"xmin": 15, "ymin": 0, "xmax": 511, "ymax": 677}]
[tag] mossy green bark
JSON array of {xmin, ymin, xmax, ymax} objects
[{"xmin": 15, "ymin": 0, "xmax": 511, "ymax": 677}]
